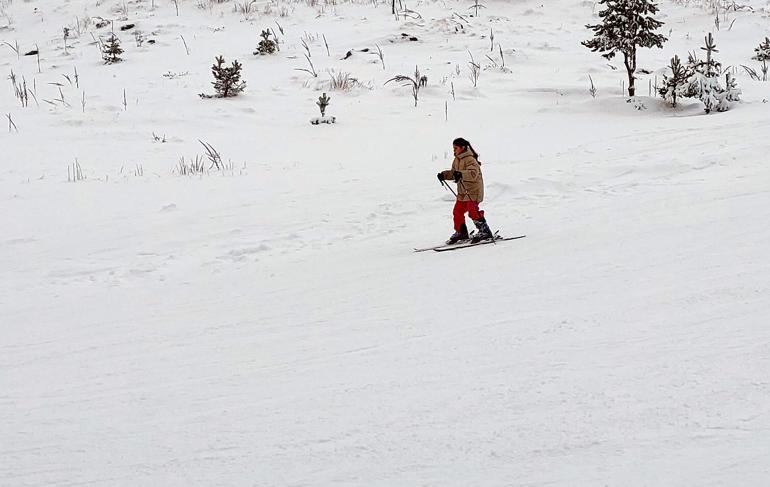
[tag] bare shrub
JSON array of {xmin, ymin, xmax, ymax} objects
[
  {"xmin": 199, "ymin": 140, "xmax": 224, "ymax": 169},
  {"xmin": 175, "ymin": 155, "xmax": 206, "ymax": 175},
  {"xmin": 467, "ymin": 52, "xmax": 480, "ymax": 87},
  {"xmin": 295, "ymin": 53, "xmax": 317, "ymax": 77},
  {"xmin": 385, "ymin": 65, "xmax": 423, "ymax": 107},
  {"xmin": 235, "ymin": 0, "xmax": 258, "ymax": 20},
  {"xmin": 68, "ymin": 159, "xmax": 85, "ymax": 181},
  {"xmin": 588, "ymin": 74, "xmax": 597, "ymax": 98},
  {"xmin": 328, "ymin": 70, "xmax": 357, "ymax": 91}
]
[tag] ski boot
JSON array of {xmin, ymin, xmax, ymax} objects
[
  {"xmin": 446, "ymin": 223, "xmax": 469, "ymax": 245},
  {"xmin": 471, "ymin": 218, "xmax": 493, "ymax": 243}
]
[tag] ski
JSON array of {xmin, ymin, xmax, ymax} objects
[
  {"xmin": 432, "ymin": 234, "xmax": 525, "ymax": 252},
  {"xmin": 414, "ymin": 239, "xmax": 470, "ymax": 252},
  {"xmin": 413, "ymin": 230, "xmax": 479, "ymax": 252},
  {"xmin": 414, "ymin": 231, "xmax": 525, "ymax": 252}
]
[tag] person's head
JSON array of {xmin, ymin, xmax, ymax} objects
[
  {"xmin": 452, "ymin": 137, "xmax": 480, "ymax": 162},
  {"xmin": 452, "ymin": 137, "xmax": 470, "ymax": 155}
]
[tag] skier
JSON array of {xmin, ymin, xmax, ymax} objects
[{"xmin": 436, "ymin": 137, "xmax": 493, "ymax": 244}]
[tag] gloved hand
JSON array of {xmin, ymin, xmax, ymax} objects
[
  {"xmin": 453, "ymin": 170, "xmax": 463, "ymax": 182},
  {"xmin": 437, "ymin": 172, "xmax": 444, "ymax": 182}
]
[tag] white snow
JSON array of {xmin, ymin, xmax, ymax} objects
[{"xmin": 2, "ymin": 0, "xmax": 770, "ymax": 485}]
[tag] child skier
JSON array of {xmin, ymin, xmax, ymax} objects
[{"xmin": 436, "ymin": 137, "xmax": 493, "ymax": 244}]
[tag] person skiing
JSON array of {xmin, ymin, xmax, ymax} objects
[{"xmin": 437, "ymin": 137, "xmax": 493, "ymax": 244}]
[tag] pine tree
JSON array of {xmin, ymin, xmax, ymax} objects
[
  {"xmin": 696, "ymin": 33, "xmax": 721, "ymax": 78},
  {"xmin": 658, "ymin": 55, "xmax": 689, "ymax": 107},
  {"xmin": 582, "ymin": 0, "xmax": 667, "ymax": 97},
  {"xmin": 686, "ymin": 34, "xmax": 722, "ymax": 113},
  {"xmin": 102, "ymin": 33, "xmax": 124, "ymax": 64},
  {"xmin": 211, "ymin": 55, "xmax": 246, "ymax": 98},
  {"xmin": 255, "ymin": 30, "xmax": 277, "ymax": 55},
  {"xmin": 718, "ymin": 72, "xmax": 741, "ymax": 111},
  {"xmin": 752, "ymin": 37, "xmax": 770, "ymax": 81},
  {"xmin": 753, "ymin": 37, "xmax": 770, "ymax": 62},
  {"xmin": 683, "ymin": 34, "xmax": 739, "ymax": 113}
]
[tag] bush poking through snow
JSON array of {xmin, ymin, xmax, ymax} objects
[
  {"xmin": 468, "ymin": 0, "xmax": 486, "ymax": 17},
  {"xmin": 235, "ymin": 0, "xmax": 258, "ymax": 20},
  {"xmin": 176, "ymin": 141, "xmax": 231, "ymax": 175},
  {"xmin": 102, "ymin": 33, "xmax": 124, "ymax": 64},
  {"xmin": 375, "ymin": 44, "xmax": 385, "ymax": 70},
  {"xmin": 467, "ymin": 52, "xmax": 480, "ymax": 88},
  {"xmin": 328, "ymin": 70, "xmax": 357, "ymax": 91},
  {"xmin": 254, "ymin": 30, "xmax": 277, "ymax": 55},
  {"xmin": 199, "ymin": 140, "xmax": 224, "ymax": 169},
  {"xmin": 295, "ymin": 53, "xmax": 317, "ymax": 78},
  {"xmin": 9, "ymin": 70, "xmax": 31, "ymax": 107},
  {"xmin": 385, "ymin": 65, "xmax": 423, "ymax": 107},
  {"xmin": 7, "ymin": 113, "xmax": 18, "ymax": 133},
  {"xmin": 201, "ymin": 56, "xmax": 245, "ymax": 98},
  {"xmin": 175, "ymin": 155, "xmax": 206, "ymax": 175},
  {"xmin": 68, "ymin": 159, "xmax": 85, "ymax": 182},
  {"xmin": 588, "ymin": 74, "xmax": 598, "ymax": 98}
]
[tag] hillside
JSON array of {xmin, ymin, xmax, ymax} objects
[{"xmin": 3, "ymin": 0, "xmax": 770, "ymax": 485}]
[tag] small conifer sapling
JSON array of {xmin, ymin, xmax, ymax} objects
[
  {"xmin": 102, "ymin": 33, "xmax": 124, "ymax": 64},
  {"xmin": 209, "ymin": 55, "xmax": 246, "ymax": 98},
  {"xmin": 311, "ymin": 93, "xmax": 335, "ymax": 124},
  {"xmin": 752, "ymin": 37, "xmax": 770, "ymax": 81},
  {"xmin": 255, "ymin": 30, "xmax": 277, "ymax": 55},
  {"xmin": 317, "ymin": 92, "xmax": 330, "ymax": 117},
  {"xmin": 659, "ymin": 55, "xmax": 689, "ymax": 107},
  {"xmin": 683, "ymin": 34, "xmax": 740, "ymax": 113}
]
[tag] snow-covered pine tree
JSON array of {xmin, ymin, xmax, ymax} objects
[
  {"xmin": 752, "ymin": 37, "xmax": 770, "ymax": 81},
  {"xmin": 102, "ymin": 33, "xmax": 124, "ymax": 64},
  {"xmin": 684, "ymin": 33, "xmax": 738, "ymax": 113},
  {"xmin": 211, "ymin": 55, "xmax": 246, "ymax": 98},
  {"xmin": 659, "ymin": 55, "xmax": 690, "ymax": 107},
  {"xmin": 718, "ymin": 72, "xmax": 741, "ymax": 111},
  {"xmin": 582, "ymin": 0, "xmax": 667, "ymax": 97}
]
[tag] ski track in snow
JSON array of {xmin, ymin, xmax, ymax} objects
[{"xmin": 2, "ymin": 0, "xmax": 770, "ymax": 486}]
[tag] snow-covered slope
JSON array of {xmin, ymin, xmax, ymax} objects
[{"xmin": 3, "ymin": 0, "xmax": 770, "ymax": 485}]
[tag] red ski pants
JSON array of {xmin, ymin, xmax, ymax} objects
[{"xmin": 453, "ymin": 200, "xmax": 484, "ymax": 231}]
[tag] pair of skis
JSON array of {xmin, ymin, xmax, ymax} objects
[{"xmin": 414, "ymin": 231, "xmax": 526, "ymax": 253}]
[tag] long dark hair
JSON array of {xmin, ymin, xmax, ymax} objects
[{"xmin": 453, "ymin": 137, "xmax": 480, "ymax": 164}]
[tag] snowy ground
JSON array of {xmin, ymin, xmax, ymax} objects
[{"xmin": 3, "ymin": 0, "xmax": 770, "ymax": 485}]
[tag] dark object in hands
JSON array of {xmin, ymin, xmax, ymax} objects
[
  {"xmin": 453, "ymin": 171, "xmax": 462, "ymax": 182},
  {"xmin": 437, "ymin": 172, "xmax": 444, "ymax": 182}
]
